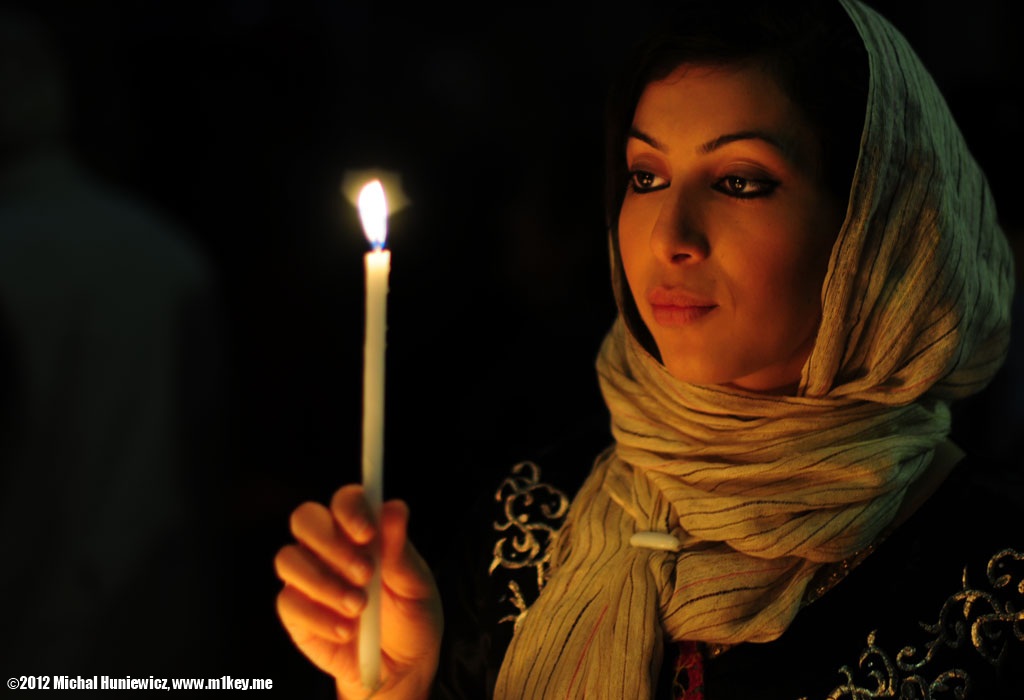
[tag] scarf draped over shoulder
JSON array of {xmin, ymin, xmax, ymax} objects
[{"xmin": 495, "ymin": 1, "xmax": 1014, "ymax": 697}]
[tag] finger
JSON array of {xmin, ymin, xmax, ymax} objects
[
  {"xmin": 290, "ymin": 501, "xmax": 373, "ymax": 586},
  {"xmin": 274, "ymin": 544, "xmax": 366, "ymax": 617},
  {"xmin": 330, "ymin": 484, "xmax": 376, "ymax": 544},
  {"xmin": 379, "ymin": 500, "xmax": 435, "ymax": 600},
  {"xmin": 276, "ymin": 584, "xmax": 356, "ymax": 645},
  {"xmin": 379, "ymin": 499, "xmax": 409, "ymax": 565}
]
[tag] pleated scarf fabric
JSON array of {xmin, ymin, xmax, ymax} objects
[{"xmin": 494, "ymin": 1, "xmax": 1014, "ymax": 697}]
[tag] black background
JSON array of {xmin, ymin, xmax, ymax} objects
[{"xmin": 2, "ymin": 1, "xmax": 1021, "ymax": 696}]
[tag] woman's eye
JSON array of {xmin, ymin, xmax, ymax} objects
[
  {"xmin": 714, "ymin": 175, "xmax": 779, "ymax": 199},
  {"xmin": 628, "ymin": 170, "xmax": 668, "ymax": 193}
]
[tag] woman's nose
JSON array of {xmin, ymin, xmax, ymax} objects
[{"xmin": 650, "ymin": 188, "xmax": 709, "ymax": 263}]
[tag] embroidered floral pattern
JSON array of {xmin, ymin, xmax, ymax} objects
[
  {"xmin": 490, "ymin": 461, "xmax": 570, "ymax": 628},
  {"xmin": 813, "ymin": 548, "xmax": 1024, "ymax": 699}
]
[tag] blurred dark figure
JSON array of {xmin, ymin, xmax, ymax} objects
[{"xmin": 0, "ymin": 9, "xmax": 225, "ymax": 675}]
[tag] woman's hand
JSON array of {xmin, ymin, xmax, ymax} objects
[{"xmin": 275, "ymin": 485, "xmax": 443, "ymax": 699}]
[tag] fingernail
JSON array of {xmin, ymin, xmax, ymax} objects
[
  {"xmin": 342, "ymin": 589, "xmax": 365, "ymax": 615},
  {"xmin": 354, "ymin": 518, "xmax": 374, "ymax": 539},
  {"xmin": 350, "ymin": 558, "xmax": 372, "ymax": 585}
]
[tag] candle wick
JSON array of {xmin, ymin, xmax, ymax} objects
[{"xmin": 371, "ymin": 241, "xmax": 385, "ymax": 252}]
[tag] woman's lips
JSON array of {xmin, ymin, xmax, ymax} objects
[
  {"xmin": 650, "ymin": 304, "xmax": 716, "ymax": 325},
  {"xmin": 648, "ymin": 288, "xmax": 717, "ymax": 326}
]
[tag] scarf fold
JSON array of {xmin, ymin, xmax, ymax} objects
[{"xmin": 495, "ymin": 1, "xmax": 1013, "ymax": 697}]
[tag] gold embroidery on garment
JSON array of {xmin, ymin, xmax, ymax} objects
[
  {"xmin": 810, "ymin": 548, "xmax": 1024, "ymax": 700},
  {"xmin": 496, "ymin": 581, "xmax": 529, "ymax": 628},
  {"xmin": 804, "ymin": 543, "xmax": 879, "ymax": 608},
  {"xmin": 490, "ymin": 461, "xmax": 570, "ymax": 628}
]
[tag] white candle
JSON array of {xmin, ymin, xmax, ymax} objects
[{"xmin": 357, "ymin": 179, "xmax": 389, "ymax": 690}]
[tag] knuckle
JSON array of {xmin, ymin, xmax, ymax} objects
[
  {"xmin": 275, "ymin": 586, "xmax": 291, "ymax": 614},
  {"xmin": 275, "ymin": 587, "xmax": 305, "ymax": 629},
  {"xmin": 273, "ymin": 544, "xmax": 301, "ymax": 578},
  {"xmin": 289, "ymin": 501, "xmax": 324, "ymax": 534},
  {"xmin": 275, "ymin": 586, "xmax": 298, "ymax": 623},
  {"xmin": 330, "ymin": 483, "xmax": 363, "ymax": 511}
]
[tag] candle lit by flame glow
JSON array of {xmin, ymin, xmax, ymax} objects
[{"xmin": 358, "ymin": 180, "xmax": 388, "ymax": 251}]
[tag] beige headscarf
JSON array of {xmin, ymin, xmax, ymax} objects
[{"xmin": 494, "ymin": 1, "xmax": 1014, "ymax": 697}]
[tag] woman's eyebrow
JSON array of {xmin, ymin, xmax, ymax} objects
[
  {"xmin": 629, "ymin": 126, "xmax": 796, "ymax": 162},
  {"xmin": 699, "ymin": 130, "xmax": 793, "ymax": 159},
  {"xmin": 627, "ymin": 127, "xmax": 667, "ymax": 152}
]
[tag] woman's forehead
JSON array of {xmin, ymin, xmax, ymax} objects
[{"xmin": 630, "ymin": 63, "xmax": 820, "ymax": 167}]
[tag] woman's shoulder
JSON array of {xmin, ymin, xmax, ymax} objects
[
  {"xmin": 702, "ymin": 450, "xmax": 1024, "ymax": 700},
  {"xmin": 431, "ymin": 424, "xmax": 1023, "ymax": 700}
]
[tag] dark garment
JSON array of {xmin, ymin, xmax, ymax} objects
[
  {"xmin": 700, "ymin": 457, "xmax": 1023, "ymax": 700},
  {"xmin": 433, "ymin": 416, "xmax": 1023, "ymax": 699}
]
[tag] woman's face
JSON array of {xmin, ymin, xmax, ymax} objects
[{"xmin": 618, "ymin": 63, "xmax": 844, "ymax": 393}]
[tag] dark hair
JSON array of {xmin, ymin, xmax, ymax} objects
[
  {"xmin": 604, "ymin": 0, "xmax": 869, "ymax": 354},
  {"xmin": 605, "ymin": 0, "xmax": 869, "ymax": 228}
]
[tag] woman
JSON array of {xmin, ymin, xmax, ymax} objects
[{"xmin": 275, "ymin": 1, "xmax": 1020, "ymax": 698}]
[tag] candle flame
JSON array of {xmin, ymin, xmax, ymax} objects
[{"xmin": 358, "ymin": 180, "xmax": 388, "ymax": 250}]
